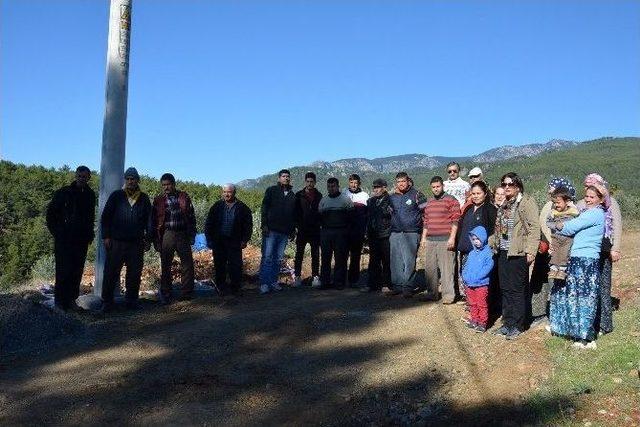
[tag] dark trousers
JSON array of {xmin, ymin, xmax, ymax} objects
[
  {"xmin": 54, "ymin": 240, "xmax": 89, "ymax": 309},
  {"xmin": 102, "ymin": 239, "xmax": 144, "ymax": 303},
  {"xmin": 213, "ymin": 238, "xmax": 243, "ymax": 294},
  {"xmin": 595, "ymin": 255, "xmax": 614, "ymax": 333},
  {"xmin": 320, "ymin": 228, "xmax": 348, "ymax": 287},
  {"xmin": 160, "ymin": 229, "xmax": 194, "ymax": 298},
  {"xmin": 367, "ymin": 236, "xmax": 390, "ymax": 290},
  {"xmin": 294, "ymin": 233, "xmax": 320, "ymax": 277},
  {"xmin": 347, "ymin": 234, "xmax": 365, "ymax": 284},
  {"xmin": 530, "ymin": 252, "xmax": 551, "ymax": 319},
  {"xmin": 498, "ymin": 251, "xmax": 530, "ymax": 331}
]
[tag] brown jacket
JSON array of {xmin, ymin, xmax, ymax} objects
[
  {"xmin": 491, "ymin": 193, "xmax": 540, "ymax": 257},
  {"xmin": 151, "ymin": 191, "xmax": 196, "ymax": 242}
]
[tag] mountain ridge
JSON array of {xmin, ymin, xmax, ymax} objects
[{"xmin": 237, "ymin": 138, "xmax": 578, "ymax": 189}]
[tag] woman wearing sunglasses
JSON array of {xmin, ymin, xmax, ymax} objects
[{"xmin": 491, "ymin": 172, "xmax": 540, "ymax": 339}]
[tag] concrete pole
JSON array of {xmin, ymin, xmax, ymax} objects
[{"xmin": 93, "ymin": 0, "xmax": 132, "ymax": 297}]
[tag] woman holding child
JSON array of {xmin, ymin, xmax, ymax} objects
[
  {"xmin": 457, "ymin": 181, "xmax": 497, "ymax": 330},
  {"xmin": 549, "ymin": 184, "xmax": 606, "ymax": 349},
  {"xmin": 575, "ymin": 173, "xmax": 623, "ymax": 336}
]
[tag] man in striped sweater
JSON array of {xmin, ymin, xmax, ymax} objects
[{"xmin": 421, "ymin": 176, "xmax": 462, "ymax": 303}]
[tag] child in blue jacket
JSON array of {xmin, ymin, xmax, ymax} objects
[{"xmin": 462, "ymin": 225, "xmax": 494, "ymax": 332}]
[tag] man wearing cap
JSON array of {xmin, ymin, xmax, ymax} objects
[
  {"xmin": 46, "ymin": 165, "xmax": 96, "ymax": 311},
  {"xmin": 342, "ymin": 173, "xmax": 369, "ymax": 287},
  {"xmin": 100, "ymin": 167, "xmax": 152, "ymax": 311},
  {"xmin": 362, "ymin": 178, "xmax": 392, "ymax": 293},
  {"xmin": 443, "ymin": 161, "xmax": 470, "ymax": 207},
  {"xmin": 151, "ymin": 173, "xmax": 197, "ymax": 303}
]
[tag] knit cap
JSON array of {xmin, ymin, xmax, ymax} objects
[{"xmin": 124, "ymin": 167, "xmax": 140, "ymax": 180}]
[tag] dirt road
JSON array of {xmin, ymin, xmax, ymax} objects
[{"xmin": 1, "ymin": 234, "xmax": 637, "ymax": 426}]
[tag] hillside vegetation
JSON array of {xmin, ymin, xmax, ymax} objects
[{"xmin": 1, "ymin": 136, "xmax": 637, "ymax": 290}]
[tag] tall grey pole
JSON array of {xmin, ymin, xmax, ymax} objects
[{"xmin": 93, "ymin": 0, "xmax": 132, "ymax": 297}]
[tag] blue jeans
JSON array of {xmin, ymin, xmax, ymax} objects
[{"xmin": 260, "ymin": 231, "xmax": 289, "ymax": 286}]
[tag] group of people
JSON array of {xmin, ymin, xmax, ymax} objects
[{"xmin": 46, "ymin": 162, "xmax": 622, "ymax": 348}]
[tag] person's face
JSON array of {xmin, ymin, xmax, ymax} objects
[
  {"xmin": 125, "ymin": 176, "xmax": 139, "ymax": 191},
  {"xmin": 222, "ymin": 187, "xmax": 235, "ymax": 202},
  {"xmin": 447, "ymin": 165, "xmax": 459, "ymax": 180},
  {"xmin": 396, "ymin": 177, "xmax": 409, "ymax": 192},
  {"xmin": 494, "ymin": 187, "xmax": 506, "ymax": 205},
  {"xmin": 471, "ymin": 235, "xmax": 483, "ymax": 249},
  {"xmin": 349, "ymin": 179, "xmax": 360, "ymax": 191},
  {"xmin": 553, "ymin": 196, "xmax": 568, "ymax": 212},
  {"xmin": 305, "ymin": 177, "xmax": 316, "ymax": 191},
  {"xmin": 75, "ymin": 170, "xmax": 90, "ymax": 187},
  {"xmin": 584, "ymin": 189, "xmax": 602, "ymax": 208},
  {"xmin": 327, "ymin": 181, "xmax": 339, "ymax": 195},
  {"xmin": 279, "ymin": 173, "xmax": 291, "ymax": 186},
  {"xmin": 469, "ymin": 174, "xmax": 482, "ymax": 184},
  {"xmin": 430, "ymin": 181, "xmax": 444, "ymax": 197},
  {"xmin": 501, "ymin": 177, "xmax": 520, "ymax": 199},
  {"xmin": 161, "ymin": 179, "xmax": 176, "ymax": 195},
  {"xmin": 470, "ymin": 186, "xmax": 487, "ymax": 205},
  {"xmin": 372, "ymin": 185, "xmax": 386, "ymax": 197}
]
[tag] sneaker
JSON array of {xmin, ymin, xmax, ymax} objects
[
  {"xmin": 259, "ymin": 284, "xmax": 270, "ymax": 294},
  {"xmin": 492, "ymin": 325, "xmax": 510, "ymax": 336},
  {"xmin": 419, "ymin": 293, "xmax": 438, "ymax": 302},
  {"xmin": 292, "ymin": 276, "xmax": 302, "ymax": 287},
  {"xmin": 572, "ymin": 341, "xmax": 587, "ymax": 349},
  {"xmin": 466, "ymin": 320, "xmax": 477, "ymax": 329},
  {"xmin": 311, "ymin": 276, "xmax": 321, "ymax": 288},
  {"xmin": 585, "ymin": 341, "xmax": 597, "ymax": 350},
  {"xmin": 271, "ymin": 282, "xmax": 283, "ymax": 291},
  {"xmin": 442, "ymin": 298, "xmax": 455, "ymax": 305},
  {"xmin": 505, "ymin": 327, "xmax": 522, "ymax": 340},
  {"xmin": 474, "ymin": 324, "xmax": 487, "ymax": 333},
  {"xmin": 402, "ymin": 289, "xmax": 413, "ymax": 298},
  {"xmin": 383, "ymin": 287, "xmax": 401, "ymax": 296}
]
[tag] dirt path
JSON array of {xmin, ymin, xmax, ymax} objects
[{"xmin": 1, "ymin": 235, "xmax": 638, "ymax": 426}]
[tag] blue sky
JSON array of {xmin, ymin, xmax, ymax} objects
[{"xmin": 2, "ymin": 0, "xmax": 639, "ymax": 184}]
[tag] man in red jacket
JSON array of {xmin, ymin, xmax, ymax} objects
[
  {"xmin": 151, "ymin": 173, "xmax": 197, "ymax": 304},
  {"xmin": 421, "ymin": 176, "xmax": 461, "ymax": 303}
]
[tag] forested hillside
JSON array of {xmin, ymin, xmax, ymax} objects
[
  {"xmin": 0, "ymin": 162, "xmax": 263, "ymax": 289},
  {"xmin": 1, "ymin": 136, "xmax": 638, "ymax": 289}
]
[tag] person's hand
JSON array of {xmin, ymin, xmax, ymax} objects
[
  {"xmin": 610, "ymin": 250, "xmax": 621, "ymax": 262},
  {"xmin": 241, "ymin": 241, "xmax": 247, "ymax": 249},
  {"xmin": 555, "ymin": 222, "xmax": 564, "ymax": 231},
  {"xmin": 103, "ymin": 238, "xmax": 112, "ymax": 250},
  {"xmin": 447, "ymin": 238, "xmax": 456, "ymax": 251},
  {"xmin": 526, "ymin": 253, "xmax": 535, "ymax": 264}
]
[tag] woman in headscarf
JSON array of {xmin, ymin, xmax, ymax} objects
[
  {"xmin": 531, "ymin": 177, "xmax": 577, "ymax": 325},
  {"xmin": 575, "ymin": 173, "xmax": 622, "ymax": 335},
  {"xmin": 549, "ymin": 185, "xmax": 606, "ymax": 349}
]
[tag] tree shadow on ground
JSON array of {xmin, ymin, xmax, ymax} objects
[{"xmin": 1, "ymin": 283, "xmax": 570, "ymax": 426}]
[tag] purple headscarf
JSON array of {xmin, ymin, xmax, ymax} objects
[{"xmin": 583, "ymin": 173, "xmax": 613, "ymax": 239}]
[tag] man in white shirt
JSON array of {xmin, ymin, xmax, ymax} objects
[{"xmin": 443, "ymin": 161, "xmax": 470, "ymax": 207}]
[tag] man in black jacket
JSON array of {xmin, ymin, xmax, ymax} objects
[
  {"xmin": 205, "ymin": 184, "xmax": 253, "ymax": 296},
  {"xmin": 259, "ymin": 169, "xmax": 296, "ymax": 294},
  {"xmin": 293, "ymin": 172, "xmax": 322, "ymax": 288},
  {"xmin": 100, "ymin": 167, "xmax": 152, "ymax": 311},
  {"xmin": 362, "ymin": 178, "xmax": 392, "ymax": 293},
  {"xmin": 46, "ymin": 165, "xmax": 96, "ymax": 311}
]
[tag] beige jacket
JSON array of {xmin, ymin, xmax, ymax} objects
[{"xmin": 491, "ymin": 193, "xmax": 540, "ymax": 257}]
